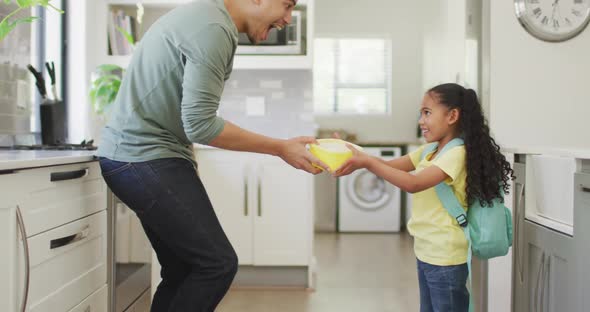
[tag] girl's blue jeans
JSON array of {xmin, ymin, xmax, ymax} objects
[{"xmin": 417, "ymin": 258, "xmax": 469, "ymax": 312}]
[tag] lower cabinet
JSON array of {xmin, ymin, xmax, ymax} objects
[
  {"xmin": 0, "ymin": 161, "xmax": 108, "ymax": 312},
  {"xmin": 521, "ymin": 220, "xmax": 576, "ymax": 312},
  {"xmin": 68, "ymin": 285, "xmax": 108, "ymax": 312},
  {"xmin": 512, "ymin": 159, "xmax": 590, "ymax": 312},
  {"xmin": 195, "ymin": 149, "xmax": 314, "ymax": 266}
]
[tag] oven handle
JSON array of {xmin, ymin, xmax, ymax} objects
[
  {"xmin": 16, "ymin": 205, "xmax": 30, "ymax": 312},
  {"xmin": 50, "ymin": 168, "xmax": 88, "ymax": 182}
]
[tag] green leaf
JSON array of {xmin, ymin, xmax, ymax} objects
[
  {"xmin": 24, "ymin": 0, "xmax": 50, "ymax": 7},
  {"xmin": 95, "ymin": 83, "xmax": 114, "ymax": 98},
  {"xmin": 96, "ymin": 64, "xmax": 122, "ymax": 73},
  {"xmin": 0, "ymin": 16, "xmax": 38, "ymax": 41},
  {"xmin": 16, "ymin": 0, "xmax": 32, "ymax": 7},
  {"xmin": 115, "ymin": 26, "xmax": 134, "ymax": 45},
  {"xmin": 94, "ymin": 74, "xmax": 121, "ymax": 83}
]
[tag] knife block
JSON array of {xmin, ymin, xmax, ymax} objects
[{"xmin": 40, "ymin": 99, "xmax": 67, "ymax": 145}]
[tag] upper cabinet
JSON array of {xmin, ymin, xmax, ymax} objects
[{"xmin": 93, "ymin": 0, "xmax": 314, "ymax": 70}]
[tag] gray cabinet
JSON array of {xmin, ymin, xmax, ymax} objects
[
  {"xmin": 513, "ymin": 157, "xmax": 582, "ymax": 312},
  {"xmin": 574, "ymin": 173, "xmax": 590, "ymax": 311},
  {"xmin": 523, "ymin": 220, "xmax": 575, "ymax": 312}
]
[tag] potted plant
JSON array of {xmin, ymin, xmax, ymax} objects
[{"xmin": 89, "ymin": 64, "xmax": 124, "ymax": 116}]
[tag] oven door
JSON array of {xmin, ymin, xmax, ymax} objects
[{"xmin": 109, "ymin": 197, "xmax": 152, "ymax": 312}]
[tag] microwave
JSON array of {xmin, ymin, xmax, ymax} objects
[{"xmin": 236, "ymin": 10, "xmax": 303, "ymax": 55}]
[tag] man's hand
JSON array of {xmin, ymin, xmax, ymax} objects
[
  {"xmin": 332, "ymin": 144, "xmax": 371, "ymax": 177},
  {"xmin": 278, "ymin": 136, "xmax": 329, "ymax": 175}
]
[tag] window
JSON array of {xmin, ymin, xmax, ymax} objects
[{"xmin": 313, "ymin": 38, "xmax": 392, "ymax": 114}]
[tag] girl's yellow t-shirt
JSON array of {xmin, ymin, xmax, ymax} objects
[{"xmin": 407, "ymin": 144, "xmax": 468, "ymax": 266}]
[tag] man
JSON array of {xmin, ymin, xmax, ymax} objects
[{"xmin": 96, "ymin": 0, "xmax": 326, "ymax": 311}]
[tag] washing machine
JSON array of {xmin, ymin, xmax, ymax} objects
[{"xmin": 338, "ymin": 146, "xmax": 402, "ymax": 232}]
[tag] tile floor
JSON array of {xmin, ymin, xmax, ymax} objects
[{"xmin": 216, "ymin": 232, "xmax": 420, "ymax": 312}]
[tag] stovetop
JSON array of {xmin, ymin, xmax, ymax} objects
[{"xmin": 0, "ymin": 140, "xmax": 97, "ymax": 151}]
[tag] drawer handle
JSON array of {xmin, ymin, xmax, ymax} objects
[
  {"xmin": 582, "ymin": 185, "xmax": 590, "ymax": 193},
  {"xmin": 50, "ymin": 168, "xmax": 88, "ymax": 182},
  {"xmin": 50, "ymin": 225, "xmax": 90, "ymax": 249},
  {"xmin": 16, "ymin": 206, "xmax": 30, "ymax": 312}
]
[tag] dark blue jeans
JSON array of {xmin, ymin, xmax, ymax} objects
[
  {"xmin": 417, "ymin": 258, "xmax": 469, "ymax": 312},
  {"xmin": 99, "ymin": 157, "xmax": 238, "ymax": 312}
]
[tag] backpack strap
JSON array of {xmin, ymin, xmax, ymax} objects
[
  {"xmin": 421, "ymin": 138, "xmax": 468, "ymax": 227},
  {"xmin": 435, "ymin": 183, "xmax": 469, "ymax": 227},
  {"xmin": 420, "ymin": 142, "xmax": 438, "ymax": 161},
  {"xmin": 420, "ymin": 138, "xmax": 465, "ymax": 162}
]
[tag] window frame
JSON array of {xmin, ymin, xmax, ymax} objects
[{"xmin": 313, "ymin": 36, "xmax": 393, "ymax": 116}]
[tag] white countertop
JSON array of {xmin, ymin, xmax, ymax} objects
[
  {"xmin": 0, "ymin": 150, "xmax": 98, "ymax": 171},
  {"xmin": 502, "ymin": 146, "xmax": 590, "ymax": 159}
]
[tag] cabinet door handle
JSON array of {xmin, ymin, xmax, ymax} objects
[
  {"xmin": 535, "ymin": 252, "xmax": 546, "ymax": 312},
  {"xmin": 581, "ymin": 185, "xmax": 590, "ymax": 193},
  {"xmin": 50, "ymin": 168, "xmax": 88, "ymax": 182},
  {"xmin": 50, "ymin": 225, "xmax": 90, "ymax": 249},
  {"xmin": 515, "ymin": 183, "xmax": 525, "ymax": 283},
  {"xmin": 540, "ymin": 254, "xmax": 551, "ymax": 312},
  {"xmin": 16, "ymin": 205, "xmax": 30, "ymax": 312},
  {"xmin": 244, "ymin": 176, "xmax": 248, "ymax": 216},
  {"xmin": 257, "ymin": 179, "xmax": 262, "ymax": 217}
]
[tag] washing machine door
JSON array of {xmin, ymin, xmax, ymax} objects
[{"xmin": 346, "ymin": 169, "xmax": 391, "ymax": 210}]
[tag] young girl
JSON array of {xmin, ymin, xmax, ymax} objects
[{"xmin": 333, "ymin": 83, "xmax": 513, "ymax": 312}]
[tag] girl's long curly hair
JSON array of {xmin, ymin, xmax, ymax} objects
[{"xmin": 428, "ymin": 83, "xmax": 514, "ymax": 207}]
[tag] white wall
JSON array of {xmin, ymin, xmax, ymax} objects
[
  {"xmin": 66, "ymin": 0, "xmax": 91, "ymax": 144},
  {"xmin": 488, "ymin": 1, "xmax": 590, "ymax": 149},
  {"xmin": 314, "ymin": 0, "xmax": 426, "ymax": 143},
  {"xmin": 422, "ymin": 0, "xmax": 467, "ymax": 90}
]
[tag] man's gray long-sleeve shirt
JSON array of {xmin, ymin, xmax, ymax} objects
[{"xmin": 97, "ymin": 0, "xmax": 238, "ymax": 165}]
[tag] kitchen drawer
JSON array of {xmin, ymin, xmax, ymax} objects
[
  {"xmin": 68, "ymin": 284, "xmax": 108, "ymax": 312},
  {"xmin": 16, "ymin": 162, "xmax": 106, "ymax": 236},
  {"xmin": 22, "ymin": 210, "xmax": 107, "ymax": 312}
]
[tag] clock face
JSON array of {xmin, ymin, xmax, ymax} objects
[{"xmin": 515, "ymin": 0, "xmax": 590, "ymax": 41}]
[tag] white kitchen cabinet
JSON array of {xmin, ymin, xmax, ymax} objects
[
  {"xmin": 195, "ymin": 149, "xmax": 313, "ymax": 266},
  {"xmin": 68, "ymin": 285, "xmax": 108, "ymax": 312},
  {"xmin": 0, "ymin": 161, "xmax": 108, "ymax": 312},
  {"xmin": 196, "ymin": 150, "xmax": 253, "ymax": 264},
  {"xmin": 254, "ymin": 158, "xmax": 312, "ymax": 266}
]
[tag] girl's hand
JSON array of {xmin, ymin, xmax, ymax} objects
[{"xmin": 333, "ymin": 144, "xmax": 371, "ymax": 177}]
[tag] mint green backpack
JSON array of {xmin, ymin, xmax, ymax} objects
[
  {"xmin": 420, "ymin": 138, "xmax": 513, "ymax": 261},
  {"xmin": 421, "ymin": 138, "xmax": 513, "ymax": 312}
]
